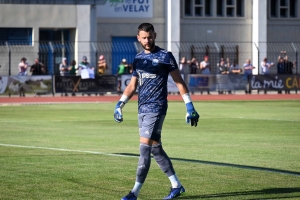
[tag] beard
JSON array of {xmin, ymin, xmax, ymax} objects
[{"xmin": 141, "ymin": 41, "xmax": 155, "ymax": 51}]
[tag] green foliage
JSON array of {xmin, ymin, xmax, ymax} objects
[{"xmin": 0, "ymin": 101, "xmax": 300, "ymax": 199}]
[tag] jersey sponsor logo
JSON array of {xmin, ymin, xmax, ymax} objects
[
  {"xmin": 152, "ymin": 59, "xmax": 159, "ymax": 66},
  {"xmin": 142, "ymin": 73, "xmax": 156, "ymax": 79}
]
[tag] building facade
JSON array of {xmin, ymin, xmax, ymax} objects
[{"xmin": 0, "ymin": 0, "xmax": 299, "ymax": 76}]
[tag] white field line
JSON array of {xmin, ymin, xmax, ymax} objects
[
  {"xmin": 1, "ymin": 143, "xmax": 300, "ymax": 177},
  {"xmin": 0, "ymin": 143, "xmax": 136, "ymax": 158}
]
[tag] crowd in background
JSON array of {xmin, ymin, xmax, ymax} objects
[{"xmin": 17, "ymin": 52, "xmax": 296, "ymax": 94}]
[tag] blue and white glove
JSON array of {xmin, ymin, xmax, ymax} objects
[
  {"xmin": 185, "ymin": 102, "xmax": 200, "ymax": 127},
  {"xmin": 183, "ymin": 93, "xmax": 200, "ymax": 127},
  {"xmin": 114, "ymin": 101, "xmax": 125, "ymax": 123},
  {"xmin": 114, "ymin": 95, "xmax": 129, "ymax": 123}
]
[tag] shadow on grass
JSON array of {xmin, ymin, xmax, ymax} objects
[
  {"xmin": 116, "ymin": 153, "xmax": 300, "ymax": 177},
  {"xmin": 179, "ymin": 187, "xmax": 300, "ymax": 199}
]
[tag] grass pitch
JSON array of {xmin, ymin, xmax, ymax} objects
[{"xmin": 0, "ymin": 100, "xmax": 300, "ymax": 199}]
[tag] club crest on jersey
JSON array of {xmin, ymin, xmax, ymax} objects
[{"xmin": 152, "ymin": 59, "xmax": 159, "ymax": 66}]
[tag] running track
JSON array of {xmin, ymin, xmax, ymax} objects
[{"xmin": 0, "ymin": 93, "xmax": 299, "ymax": 104}]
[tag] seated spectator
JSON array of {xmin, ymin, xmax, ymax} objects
[
  {"xmin": 18, "ymin": 57, "xmax": 30, "ymax": 76},
  {"xmin": 30, "ymin": 58, "xmax": 46, "ymax": 75}
]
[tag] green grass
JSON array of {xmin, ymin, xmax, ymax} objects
[{"xmin": 0, "ymin": 101, "xmax": 300, "ymax": 199}]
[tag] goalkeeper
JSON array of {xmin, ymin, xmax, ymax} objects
[{"xmin": 114, "ymin": 23, "xmax": 199, "ymax": 200}]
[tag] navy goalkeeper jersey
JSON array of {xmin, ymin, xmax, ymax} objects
[{"xmin": 132, "ymin": 46, "xmax": 178, "ymax": 114}]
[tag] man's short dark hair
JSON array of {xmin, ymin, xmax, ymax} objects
[{"xmin": 138, "ymin": 23, "xmax": 155, "ymax": 33}]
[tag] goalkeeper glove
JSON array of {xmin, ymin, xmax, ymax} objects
[
  {"xmin": 185, "ymin": 102, "xmax": 199, "ymax": 127},
  {"xmin": 182, "ymin": 93, "xmax": 199, "ymax": 127},
  {"xmin": 114, "ymin": 95, "xmax": 129, "ymax": 123},
  {"xmin": 114, "ymin": 101, "xmax": 125, "ymax": 123}
]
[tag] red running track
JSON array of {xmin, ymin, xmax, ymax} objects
[{"xmin": 0, "ymin": 94, "xmax": 299, "ymax": 104}]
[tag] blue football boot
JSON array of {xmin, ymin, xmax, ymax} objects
[
  {"xmin": 121, "ymin": 191, "xmax": 137, "ymax": 200},
  {"xmin": 163, "ymin": 186, "xmax": 185, "ymax": 199}
]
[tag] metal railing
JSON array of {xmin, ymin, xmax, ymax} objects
[{"xmin": 0, "ymin": 41, "xmax": 299, "ymax": 76}]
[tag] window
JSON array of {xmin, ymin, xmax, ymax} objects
[
  {"xmin": 205, "ymin": 0, "xmax": 212, "ymax": 16},
  {"xmin": 290, "ymin": 0, "xmax": 297, "ymax": 17},
  {"xmin": 184, "ymin": 0, "xmax": 244, "ymax": 18},
  {"xmin": 0, "ymin": 28, "xmax": 32, "ymax": 45},
  {"xmin": 185, "ymin": 0, "xmax": 192, "ymax": 16},
  {"xmin": 269, "ymin": 0, "xmax": 298, "ymax": 18},
  {"xmin": 217, "ymin": 0, "xmax": 224, "ymax": 16}
]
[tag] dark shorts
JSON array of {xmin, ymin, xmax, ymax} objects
[{"xmin": 138, "ymin": 113, "xmax": 166, "ymax": 142}]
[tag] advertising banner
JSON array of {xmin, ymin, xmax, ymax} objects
[
  {"xmin": 0, "ymin": 76, "xmax": 52, "ymax": 95},
  {"xmin": 54, "ymin": 75, "xmax": 117, "ymax": 93},
  {"xmin": 188, "ymin": 74, "xmax": 247, "ymax": 92},
  {"xmin": 250, "ymin": 75, "xmax": 300, "ymax": 90},
  {"xmin": 97, "ymin": 0, "xmax": 153, "ymax": 18}
]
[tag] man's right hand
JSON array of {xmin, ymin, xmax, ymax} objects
[{"xmin": 114, "ymin": 101, "xmax": 125, "ymax": 123}]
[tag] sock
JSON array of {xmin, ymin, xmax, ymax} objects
[
  {"xmin": 168, "ymin": 174, "xmax": 182, "ymax": 188},
  {"xmin": 131, "ymin": 182, "xmax": 143, "ymax": 197}
]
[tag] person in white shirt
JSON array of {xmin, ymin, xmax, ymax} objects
[
  {"xmin": 200, "ymin": 55, "xmax": 211, "ymax": 74},
  {"xmin": 261, "ymin": 57, "xmax": 274, "ymax": 75},
  {"xmin": 199, "ymin": 55, "xmax": 211, "ymax": 94},
  {"xmin": 59, "ymin": 57, "xmax": 69, "ymax": 76},
  {"xmin": 18, "ymin": 57, "xmax": 30, "ymax": 76}
]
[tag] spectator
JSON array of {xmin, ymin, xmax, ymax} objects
[
  {"xmin": 226, "ymin": 57, "xmax": 231, "ymax": 69},
  {"xmin": 79, "ymin": 56, "xmax": 94, "ymax": 79},
  {"xmin": 18, "ymin": 57, "xmax": 30, "ymax": 76},
  {"xmin": 218, "ymin": 58, "xmax": 229, "ymax": 75},
  {"xmin": 217, "ymin": 58, "xmax": 229, "ymax": 94},
  {"xmin": 199, "ymin": 55, "xmax": 211, "ymax": 94},
  {"xmin": 179, "ymin": 56, "xmax": 188, "ymax": 74},
  {"xmin": 118, "ymin": 58, "xmax": 128, "ymax": 75},
  {"xmin": 277, "ymin": 56, "xmax": 285, "ymax": 75},
  {"xmin": 243, "ymin": 59, "xmax": 255, "ymax": 94},
  {"xmin": 68, "ymin": 60, "xmax": 77, "ymax": 75},
  {"xmin": 200, "ymin": 55, "xmax": 211, "ymax": 74},
  {"xmin": 277, "ymin": 56, "xmax": 285, "ymax": 94},
  {"xmin": 97, "ymin": 55, "xmax": 107, "ymax": 75},
  {"xmin": 30, "ymin": 58, "xmax": 46, "ymax": 75},
  {"xmin": 59, "ymin": 57, "xmax": 69, "ymax": 76},
  {"xmin": 230, "ymin": 59, "xmax": 242, "ymax": 74},
  {"xmin": 189, "ymin": 57, "xmax": 198, "ymax": 74},
  {"xmin": 261, "ymin": 57, "xmax": 274, "ymax": 75},
  {"xmin": 227, "ymin": 60, "xmax": 242, "ymax": 94},
  {"xmin": 283, "ymin": 55, "xmax": 295, "ymax": 94},
  {"xmin": 117, "ymin": 58, "xmax": 128, "ymax": 94},
  {"xmin": 225, "ymin": 58, "xmax": 231, "ymax": 69},
  {"xmin": 283, "ymin": 55, "xmax": 295, "ymax": 75}
]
